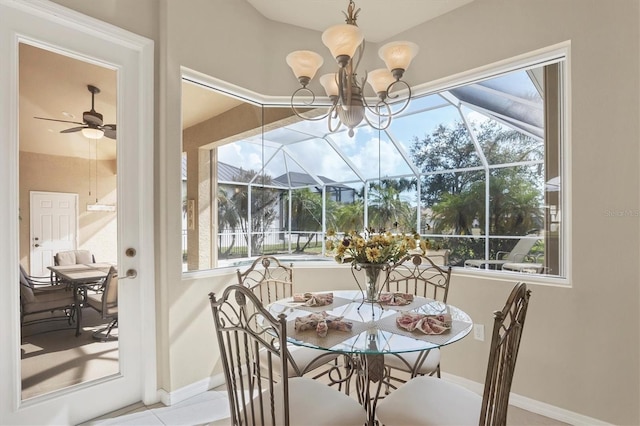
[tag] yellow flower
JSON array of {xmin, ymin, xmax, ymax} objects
[
  {"xmin": 325, "ymin": 229, "xmax": 430, "ymax": 265},
  {"xmin": 366, "ymin": 247, "xmax": 381, "ymax": 262}
]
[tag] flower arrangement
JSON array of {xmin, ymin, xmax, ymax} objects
[{"xmin": 325, "ymin": 228, "xmax": 429, "ymax": 265}]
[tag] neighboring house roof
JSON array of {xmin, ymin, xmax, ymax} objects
[
  {"xmin": 184, "ymin": 157, "xmax": 351, "ymax": 191},
  {"xmin": 218, "ymin": 161, "xmax": 244, "ymax": 182},
  {"xmin": 274, "ymin": 171, "xmax": 353, "ymax": 190}
]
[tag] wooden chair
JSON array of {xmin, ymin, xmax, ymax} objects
[
  {"xmin": 209, "ymin": 285, "xmax": 365, "ymax": 426},
  {"xmin": 376, "ymin": 282, "xmax": 532, "ymax": 426},
  {"xmin": 236, "ymin": 256, "xmax": 340, "ymax": 379},
  {"xmin": 383, "ymin": 253, "xmax": 452, "ymax": 383}
]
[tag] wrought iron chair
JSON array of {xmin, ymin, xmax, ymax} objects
[
  {"xmin": 54, "ymin": 249, "xmax": 96, "ymax": 266},
  {"xmin": 209, "ymin": 285, "xmax": 365, "ymax": 426},
  {"xmin": 19, "ymin": 264, "xmax": 75, "ymax": 326},
  {"xmin": 52, "ymin": 249, "xmax": 100, "ymax": 289},
  {"xmin": 382, "ymin": 253, "xmax": 452, "ymax": 385},
  {"xmin": 85, "ymin": 266, "xmax": 118, "ymax": 341},
  {"xmin": 376, "ymin": 282, "xmax": 532, "ymax": 426},
  {"xmin": 236, "ymin": 256, "xmax": 341, "ymax": 380}
]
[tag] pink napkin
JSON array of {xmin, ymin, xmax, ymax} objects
[
  {"xmin": 379, "ymin": 292, "xmax": 414, "ymax": 306},
  {"xmin": 396, "ymin": 312, "xmax": 452, "ymax": 334},
  {"xmin": 294, "ymin": 311, "xmax": 353, "ymax": 337},
  {"xmin": 293, "ymin": 292, "xmax": 334, "ymax": 307}
]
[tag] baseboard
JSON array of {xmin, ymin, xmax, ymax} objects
[
  {"xmin": 157, "ymin": 373, "xmax": 226, "ymax": 406},
  {"xmin": 162, "ymin": 372, "xmax": 610, "ymax": 425},
  {"xmin": 441, "ymin": 373, "xmax": 611, "ymax": 426}
]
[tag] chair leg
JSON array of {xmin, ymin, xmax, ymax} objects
[{"xmin": 92, "ymin": 318, "xmax": 118, "ymax": 342}]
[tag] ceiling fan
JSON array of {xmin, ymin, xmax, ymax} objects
[{"xmin": 34, "ymin": 84, "xmax": 116, "ymax": 139}]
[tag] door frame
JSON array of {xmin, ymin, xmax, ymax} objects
[
  {"xmin": 29, "ymin": 191, "xmax": 79, "ymax": 276},
  {"xmin": 0, "ymin": 0, "xmax": 156, "ymax": 424}
]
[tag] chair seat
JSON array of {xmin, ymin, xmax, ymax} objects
[
  {"xmin": 256, "ymin": 377, "xmax": 365, "ymax": 426},
  {"xmin": 376, "ymin": 376, "xmax": 481, "ymax": 426},
  {"xmin": 22, "ymin": 288, "xmax": 75, "ymax": 314},
  {"xmin": 86, "ymin": 293, "xmax": 119, "ymax": 316},
  {"xmin": 384, "ymin": 348, "xmax": 440, "ymax": 376},
  {"xmin": 259, "ymin": 345, "xmax": 340, "ymax": 378}
]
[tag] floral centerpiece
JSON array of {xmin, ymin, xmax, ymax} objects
[{"xmin": 325, "ymin": 229, "xmax": 429, "ymax": 302}]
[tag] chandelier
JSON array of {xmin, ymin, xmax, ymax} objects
[{"xmin": 286, "ymin": 0, "xmax": 418, "ymax": 137}]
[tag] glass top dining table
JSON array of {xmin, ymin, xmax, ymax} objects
[
  {"xmin": 267, "ymin": 290, "xmax": 473, "ymax": 426},
  {"xmin": 267, "ymin": 290, "xmax": 473, "ymax": 355}
]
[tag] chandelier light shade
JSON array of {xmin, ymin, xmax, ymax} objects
[
  {"xmin": 367, "ymin": 68, "xmax": 396, "ymax": 97},
  {"xmin": 286, "ymin": 50, "xmax": 324, "ymax": 86},
  {"xmin": 287, "ymin": 0, "xmax": 418, "ymax": 137},
  {"xmin": 81, "ymin": 127, "xmax": 104, "ymax": 139},
  {"xmin": 378, "ymin": 41, "xmax": 419, "ymax": 79},
  {"xmin": 321, "ymin": 24, "xmax": 364, "ymax": 63}
]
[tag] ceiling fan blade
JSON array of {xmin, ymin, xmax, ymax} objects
[
  {"xmin": 103, "ymin": 128, "xmax": 117, "ymax": 139},
  {"xmin": 34, "ymin": 116, "xmax": 84, "ymax": 125},
  {"xmin": 60, "ymin": 126, "xmax": 86, "ymax": 133}
]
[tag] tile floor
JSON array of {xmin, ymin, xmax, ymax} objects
[
  {"xmin": 81, "ymin": 388, "xmax": 231, "ymax": 426},
  {"xmin": 82, "ymin": 385, "xmax": 567, "ymax": 426}
]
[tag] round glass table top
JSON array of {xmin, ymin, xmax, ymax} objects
[{"xmin": 267, "ymin": 290, "xmax": 473, "ymax": 355}]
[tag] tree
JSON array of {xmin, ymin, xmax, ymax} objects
[
  {"xmin": 411, "ymin": 120, "xmax": 542, "ymax": 204},
  {"xmin": 367, "ymin": 178, "xmax": 416, "ymax": 232},
  {"xmin": 286, "ymin": 188, "xmax": 323, "ymax": 252},
  {"xmin": 226, "ymin": 169, "xmax": 279, "ymax": 255},
  {"xmin": 332, "ymin": 199, "xmax": 364, "ymax": 233},
  {"xmin": 217, "ymin": 186, "xmax": 241, "ymax": 257},
  {"xmin": 411, "ymin": 120, "xmax": 544, "ymax": 264}
]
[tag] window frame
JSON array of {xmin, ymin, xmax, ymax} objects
[{"xmin": 180, "ymin": 42, "xmax": 571, "ymax": 286}]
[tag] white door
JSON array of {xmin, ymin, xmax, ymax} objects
[
  {"xmin": 29, "ymin": 191, "xmax": 78, "ymax": 276},
  {"xmin": 0, "ymin": 1, "xmax": 156, "ymax": 425}
]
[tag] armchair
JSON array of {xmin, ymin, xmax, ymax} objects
[
  {"xmin": 85, "ymin": 266, "xmax": 118, "ymax": 341},
  {"xmin": 20, "ymin": 264, "xmax": 75, "ymax": 326}
]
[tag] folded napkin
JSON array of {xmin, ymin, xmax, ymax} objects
[
  {"xmin": 379, "ymin": 292, "xmax": 414, "ymax": 306},
  {"xmin": 292, "ymin": 292, "xmax": 334, "ymax": 307},
  {"xmin": 396, "ymin": 312, "xmax": 452, "ymax": 335},
  {"xmin": 294, "ymin": 311, "xmax": 353, "ymax": 337}
]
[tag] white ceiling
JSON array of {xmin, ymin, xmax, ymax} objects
[
  {"xmin": 20, "ymin": 43, "xmax": 117, "ymax": 160},
  {"xmin": 247, "ymin": 0, "xmax": 475, "ymax": 42},
  {"xmin": 19, "ymin": 0, "xmax": 475, "ymax": 160}
]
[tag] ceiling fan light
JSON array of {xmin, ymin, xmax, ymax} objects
[
  {"xmin": 378, "ymin": 41, "xmax": 419, "ymax": 75},
  {"xmin": 286, "ymin": 50, "xmax": 324, "ymax": 84},
  {"xmin": 322, "ymin": 24, "xmax": 364, "ymax": 63},
  {"xmin": 82, "ymin": 127, "xmax": 104, "ymax": 139}
]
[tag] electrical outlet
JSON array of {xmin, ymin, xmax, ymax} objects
[{"xmin": 473, "ymin": 324, "xmax": 485, "ymax": 341}]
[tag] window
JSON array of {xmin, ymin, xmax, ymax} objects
[{"xmin": 181, "ymin": 53, "xmax": 566, "ymax": 278}]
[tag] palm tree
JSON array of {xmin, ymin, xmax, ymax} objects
[
  {"xmin": 286, "ymin": 188, "xmax": 323, "ymax": 252},
  {"xmin": 367, "ymin": 179, "xmax": 416, "ymax": 231}
]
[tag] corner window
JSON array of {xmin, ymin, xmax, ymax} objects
[{"xmin": 181, "ymin": 53, "xmax": 566, "ymax": 278}]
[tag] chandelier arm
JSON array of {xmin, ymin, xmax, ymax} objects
[
  {"xmin": 383, "ymin": 80, "xmax": 413, "ymax": 116},
  {"xmin": 362, "ymin": 102, "xmax": 392, "ymax": 131},
  {"xmin": 352, "ymin": 40, "xmax": 365, "ymax": 75},
  {"xmin": 290, "ymin": 87, "xmax": 334, "ymax": 122},
  {"xmin": 327, "ymin": 109, "xmax": 343, "ymax": 133}
]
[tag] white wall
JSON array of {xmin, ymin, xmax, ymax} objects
[{"xmin": 51, "ymin": 0, "xmax": 640, "ymax": 424}]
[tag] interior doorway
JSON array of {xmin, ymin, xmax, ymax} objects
[
  {"xmin": 1, "ymin": 1, "xmax": 156, "ymax": 423},
  {"xmin": 29, "ymin": 191, "xmax": 78, "ymax": 276}
]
